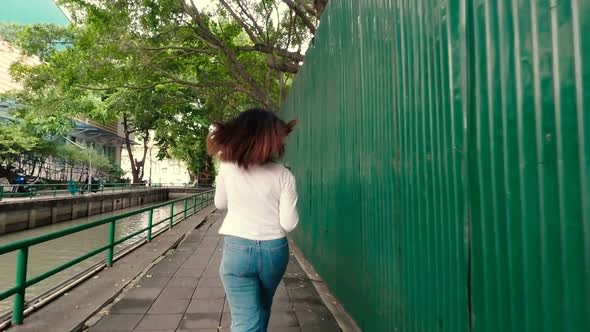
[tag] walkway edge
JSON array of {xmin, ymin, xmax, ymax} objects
[
  {"xmin": 289, "ymin": 239, "xmax": 362, "ymax": 332},
  {"xmin": 5, "ymin": 205, "xmax": 216, "ymax": 332}
]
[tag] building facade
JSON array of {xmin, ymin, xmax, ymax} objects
[{"xmin": 120, "ymin": 138, "xmax": 191, "ymax": 185}]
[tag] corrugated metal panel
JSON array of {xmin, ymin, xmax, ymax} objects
[
  {"xmin": 469, "ymin": 1, "xmax": 590, "ymax": 332},
  {"xmin": 281, "ymin": 0, "xmax": 590, "ymax": 331}
]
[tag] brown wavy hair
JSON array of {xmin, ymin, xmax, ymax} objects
[{"xmin": 207, "ymin": 108, "xmax": 297, "ymax": 168}]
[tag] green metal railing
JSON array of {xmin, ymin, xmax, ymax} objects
[
  {"xmin": 0, "ymin": 190, "xmax": 214, "ymax": 325},
  {"xmin": 0, "ymin": 182, "xmax": 150, "ymax": 200}
]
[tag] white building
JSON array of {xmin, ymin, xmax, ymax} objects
[{"xmin": 120, "ymin": 138, "xmax": 191, "ymax": 185}]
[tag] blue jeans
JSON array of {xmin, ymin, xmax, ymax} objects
[{"xmin": 220, "ymin": 235, "xmax": 290, "ymax": 332}]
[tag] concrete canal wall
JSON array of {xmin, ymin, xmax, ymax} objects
[{"xmin": 0, "ymin": 189, "xmax": 169, "ymax": 235}]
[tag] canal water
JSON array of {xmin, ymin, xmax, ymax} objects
[{"xmin": 0, "ymin": 198, "xmax": 190, "ymax": 315}]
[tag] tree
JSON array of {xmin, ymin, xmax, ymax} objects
[
  {"xmin": 1, "ymin": 0, "xmax": 328, "ymax": 181},
  {"xmin": 55, "ymin": 0, "xmax": 326, "ymax": 109},
  {"xmin": 0, "ymin": 123, "xmax": 40, "ymax": 166}
]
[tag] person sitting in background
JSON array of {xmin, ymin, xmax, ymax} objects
[
  {"xmin": 13, "ymin": 171, "xmax": 26, "ymax": 193},
  {"xmin": 67, "ymin": 180, "xmax": 79, "ymax": 196}
]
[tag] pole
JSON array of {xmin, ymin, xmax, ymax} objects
[
  {"xmin": 107, "ymin": 220, "xmax": 116, "ymax": 267},
  {"xmin": 12, "ymin": 247, "xmax": 29, "ymax": 325},
  {"xmin": 169, "ymin": 203, "xmax": 174, "ymax": 229},
  {"xmin": 147, "ymin": 209, "xmax": 154, "ymax": 242},
  {"xmin": 88, "ymin": 148, "xmax": 92, "ymax": 193},
  {"xmin": 149, "ymin": 147, "xmax": 152, "ymax": 184}
]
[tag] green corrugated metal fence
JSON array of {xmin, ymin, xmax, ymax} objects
[{"xmin": 281, "ymin": 1, "xmax": 590, "ymax": 331}]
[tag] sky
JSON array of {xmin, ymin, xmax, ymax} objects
[{"xmin": 0, "ymin": 0, "xmax": 69, "ymax": 25}]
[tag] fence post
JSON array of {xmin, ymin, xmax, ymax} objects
[
  {"xmin": 1, "ymin": 186, "xmax": 4, "ymax": 201},
  {"xmin": 54, "ymin": 185, "xmax": 57, "ymax": 197},
  {"xmin": 147, "ymin": 209, "xmax": 154, "ymax": 242},
  {"xmin": 107, "ymin": 220, "xmax": 116, "ymax": 267},
  {"xmin": 183, "ymin": 198, "xmax": 188, "ymax": 220},
  {"xmin": 169, "ymin": 203, "xmax": 175, "ymax": 229},
  {"xmin": 193, "ymin": 196, "xmax": 197, "ymax": 214},
  {"xmin": 12, "ymin": 247, "xmax": 29, "ymax": 325}
]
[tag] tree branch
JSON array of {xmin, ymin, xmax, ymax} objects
[
  {"xmin": 296, "ymin": 0, "xmax": 318, "ymax": 18},
  {"xmin": 237, "ymin": 44, "xmax": 304, "ymax": 62},
  {"xmin": 181, "ymin": 0, "xmax": 277, "ymax": 110},
  {"xmin": 141, "ymin": 46, "xmax": 216, "ymax": 54},
  {"xmin": 282, "ymin": 0, "xmax": 316, "ymax": 34},
  {"xmin": 74, "ymin": 81, "xmax": 176, "ymax": 91},
  {"xmin": 314, "ymin": 0, "xmax": 329, "ymax": 18},
  {"xmin": 218, "ymin": 0, "xmax": 260, "ymax": 43},
  {"xmin": 267, "ymin": 57, "xmax": 299, "ymax": 74},
  {"xmin": 234, "ymin": 0, "xmax": 266, "ymax": 37}
]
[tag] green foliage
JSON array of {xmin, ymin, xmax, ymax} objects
[
  {"xmin": 0, "ymin": 123, "xmax": 40, "ymax": 162},
  {"xmin": 105, "ymin": 163, "xmax": 125, "ymax": 180},
  {"xmin": 0, "ymin": 0, "xmax": 321, "ymax": 179}
]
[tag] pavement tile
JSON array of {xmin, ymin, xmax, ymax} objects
[
  {"xmin": 198, "ymin": 277, "xmax": 223, "ymax": 288},
  {"xmin": 135, "ymin": 314, "xmax": 183, "ymax": 331},
  {"xmin": 175, "ymin": 267, "xmax": 205, "ymax": 278},
  {"xmin": 295, "ymin": 310, "xmax": 340, "ymax": 328},
  {"xmin": 148, "ymin": 265, "xmax": 177, "ymax": 277},
  {"xmin": 299, "ymin": 324, "xmax": 341, "ymax": 332},
  {"xmin": 136, "ymin": 276, "xmax": 171, "ymax": 288},
  {"xmin": 272, "ymin": 298, "xmax": 295, "ymax": 311},
  {"xmin": 186, "ymin": 299, "xmax": 224, "ymax": 313},
  {"xmin": 193, "ymin": 287, "xmax": 225, "ymax": 300},
  {"xmin": 178, "ymin": 313, "xmax": 222, "ymax": 329},
  {"xmin": 286, "ymin": 284, "xmax": 319, "ymax": 301},
  {"xmin": 158, "ymin": 286, "xmax": 195, "ymax": 300},
  {"xmin": 220, "ymin": 312, "xmax": 231, "ymax": 327},
  {"xmin": 222, "ymin": 300, "xmax": 231, "ymax": 313},
  {"xmin": 148, "ymin": 298, "xmax": 190, "ymax": 314},
  {"xmin": 269, "ymin": 311, "xmax": 299, "ymax": 327},
  {"xmin": 290, "ymin": 298, "xmax": 329, "ymax": 312},
  {"xmin": 125, "ymin": 287, "xmax": 163, "ymax": 300},
  {"xmin": 90, "ymin": 314, "xmax": 143, "ymax": 332},
  {"xmin": 110, "ymin": 298, "xmax": 153, "ymax": 314},
  {"xmin": 167, "ymin": 276, "xmax": 200, "ymax": 288}
]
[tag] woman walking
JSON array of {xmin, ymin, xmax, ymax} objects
[{"xmin": 208, "ymin": 108, "xmax": 299, "ymax": 332}]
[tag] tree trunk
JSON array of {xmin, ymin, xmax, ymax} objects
[
  {"xmin": 123, "ymin": 115, "xmax": 141, "ymax": 183},
  {"xmin": 123, "ymin": 115, "xmax": 150, "ymax": 184},
  {"xmin": 314, "ymin": 0, "xmax": 328, "ymax": 18}
]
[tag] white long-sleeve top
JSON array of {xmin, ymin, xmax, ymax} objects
[{"xmin": 214, "ymin": 161, "xmax": 299, "ymax": 240}]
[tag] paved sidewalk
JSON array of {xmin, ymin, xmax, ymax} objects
[{"xmin": 87, "ymin": 211, "xmax": 341, "ymax": 332}]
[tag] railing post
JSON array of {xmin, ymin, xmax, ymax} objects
[
  {"xmin": 147, "ymin": 209, "xmax": 154, "ymax": 242},
  {"xmin": 193, "ymin": 196, "xmax": 197, "ymax": 214},
  {"xmin": 54, "ymin": 185, "xmax": 57, "ymax": 197},
  {"xmin": 169, "ymin": 203, "xmax": 175, "ymax": 229},
  {"xmin": 12, "ymin": 247, "xmax": 29, "ymax": 325},
  {"xmin": 0, "ymin": 186, "xmax": 4, "ymax": 201},
  {"xmin": 107, "ymin": 220, "xmax": 116, "ymax": 267},
  {"xmin": 183, "ymin": 198, "xmax": 188, "ymax": 220}
]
